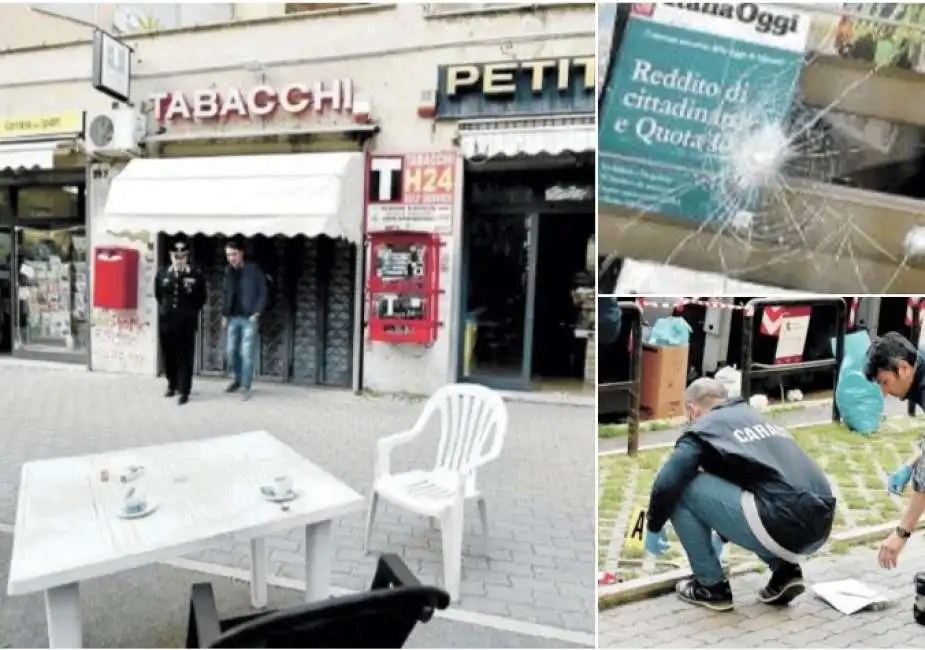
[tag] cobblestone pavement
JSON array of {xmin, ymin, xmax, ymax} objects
[
  {"xmin": 0, "ymin": 530, "xmax": 583, "ymax": 649},
  {"xmin": 599, "ymin": 540, "xmax": 925, "ymax": 648},
  {"xmin": 598, "ymin": 396, "xmax": 914, "ymax": 454},
  {"xmin": 599, "ymin": 408, "xmax": 924, "ymax": 580},
  {"xmin": 0, "ymin": 363, "xmax": 595, "ymax": 641}
]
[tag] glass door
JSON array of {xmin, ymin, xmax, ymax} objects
[{"xmin": 459, "ymin": 211, "xmax": 539, "ymax": 391}]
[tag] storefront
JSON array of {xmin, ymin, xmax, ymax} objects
[
  {"xmin": 93, "ymin": 79, "xmax": 375, "ymax": 388},
  {"xmin": 0, "ymin": 111, "xmax": 89, "ymax": 363},
  {"xmin": 433, "ymin": 56, "xmax": 596, "ymax": 393},
  {"xmin": 598, "ymin": 3, "xmax": 925, "ymax": 293},
  {"xmin": 0, "ymin": 2, "xmax": 595, "ymax": 395}
]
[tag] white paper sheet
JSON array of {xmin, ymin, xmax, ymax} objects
[{"xmin": 813, "ymin": 579, "xmax": 891, "ymax": 615}]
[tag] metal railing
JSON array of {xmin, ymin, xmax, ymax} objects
[
  {"xmin": 597, "ymin": 301, "xmax": 643, "ymax": 456},
  {"xmin": 741, "ymin": 297, "xmax": 847, "ymax": 424}
]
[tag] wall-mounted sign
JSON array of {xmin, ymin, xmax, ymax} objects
[
  {"xmin": 0, "ymin": 111, "xmax": 85, "ymax": 141},
  {"xmin": 546, "ymin": 184, "xmax": 594, "ymax": 202},
  {"xmin": 435, "ymin": 56, "xmax": 595, "ymax": 119},
  {"xmin": 151, "ymin": 79, "xmax": 354, "ymax": 122},
  {"xmin": 92, "ymin": 29, "xmax": 133, "ymax": 104},
  {"xmin": 366, "ymin": 152, "xmax": 457, "ymax": 234},
  {"xmin": 766, "ymin": 305, "xmax": 811, "ymax": 364}
]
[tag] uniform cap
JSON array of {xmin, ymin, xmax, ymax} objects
[{"xmin": 170, "ymin": 238, "xmax": 190, "ymax": 254}]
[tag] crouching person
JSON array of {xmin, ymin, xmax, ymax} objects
[{"xmin": 643, "ymin": 378, "xmax": 836, "ymax": 611}]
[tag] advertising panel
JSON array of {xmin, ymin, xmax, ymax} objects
[{"xmin": 366, "ymin": 153, "xmax": 457, "ymax": 234}]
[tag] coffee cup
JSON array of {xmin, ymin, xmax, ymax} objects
[
  {"xmin": 272, "ymin": 475, "xmax": 293, "ymax": 496},
  {"xmin": 123, "ymin": 488, "xmax": 147, "ymax": 514}
]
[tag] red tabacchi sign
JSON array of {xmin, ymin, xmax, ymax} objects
[{"xmin": 151, "ymin": 79, "xmax": 354, "ymax": 122}]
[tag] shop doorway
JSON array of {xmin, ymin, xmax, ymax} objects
[
  {"xmin": 0, "ymin": 178, "xmax": 88, "ymax": 364},
  {"xmin": 459, "ymin": 160, "xmax": 595, "ymax": 392},
  {"xmin": 159, "ymin": 234, "xmax": 356, "ymax": 388}
]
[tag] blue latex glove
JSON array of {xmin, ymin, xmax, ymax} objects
[
  {"xmin": 644, "ymin": 529, "xmax": 671, "ymax": 556},
  {"xmin": 888, "ymin": 464, "xmax": 913, "ymax": 495},
  {"xmin": 711, "ymin": 532, "xmax": 726, "ymax": 558}
]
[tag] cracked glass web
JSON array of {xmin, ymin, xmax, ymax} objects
[{"xmin": 598, "ymin": 4, "xmax": 925, "ymax": 292}]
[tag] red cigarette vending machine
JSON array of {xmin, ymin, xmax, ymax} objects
[
  {"xmin": 366, "ymin": 231, "xmax": 441, "ymax": 344},
  {"xmin": 92, "ymin": 246, "xmax": 139, "ymax": 310}
]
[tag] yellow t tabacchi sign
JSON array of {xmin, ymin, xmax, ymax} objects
[{"xmin": 0, "ymin": 111, "xmax": 85, "ymax": 139}]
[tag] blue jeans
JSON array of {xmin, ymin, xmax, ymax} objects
[
  {"xmin": 670, "ymin": 473, "xmax": 826, "ymax": 586},
  {"xmin": 226, "ymin": 316, "xmax": 258, "ymax": 390}
]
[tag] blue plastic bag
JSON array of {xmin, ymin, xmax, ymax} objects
[
  {"xmin": 647, "ymin": 317, "xmax": 692, "ymax": 347},
  {"xmin": 830, "ymin": 330, "xmax": 884, "ymax": 435},
  {"xmin": 838, "ymin": 328, "xmax": 876, "ymax": 367}
]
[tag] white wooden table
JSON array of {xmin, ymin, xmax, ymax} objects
[{"xmin": 6, "ymin": 430, "xmax": 365, "ymax": 649}]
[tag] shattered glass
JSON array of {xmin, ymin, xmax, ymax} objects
[{"xmin": 598, "ymin": 3, "xmax": 925, "ymax": 292}]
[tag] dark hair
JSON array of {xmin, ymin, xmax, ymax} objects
[
  {"xmin": 864, "ymin": 331, "xmax": 918, "ymax": 382},
  {"xmin": 224, "ymin": 237, "xmax": 244, "ymax": 252}
]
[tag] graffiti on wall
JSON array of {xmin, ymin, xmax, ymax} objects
[{"xmin": 89, "ymin": 161, "xmax": 160, "ymax": 375}]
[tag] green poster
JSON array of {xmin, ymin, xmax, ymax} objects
[{"xmin": 599, "ymin": 3, "xmax": 810, "ymax": 224}]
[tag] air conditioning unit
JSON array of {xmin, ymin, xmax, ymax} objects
[{"xmin": 84, "ymin": 109, "xmax": 145, "ymax": 158}]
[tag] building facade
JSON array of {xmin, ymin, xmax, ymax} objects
[{"xmin": 0, "ymin": 2, "xmax": 595, "ymax": 396}]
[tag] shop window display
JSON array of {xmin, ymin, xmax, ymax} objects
[{"xmin": 13, "ymin": 186, "xmax": 88, "ymax": 356}]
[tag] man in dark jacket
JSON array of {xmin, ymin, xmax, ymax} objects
[
  {"xmin": 222, "ymin": 238, "xmax": 267, "ymax": 401},
  {"xmin": 154, "ymin": 237, "xmax": 207, "ymax": 405},
  {"xmin": 863, "ymin": 331, "xmax": 925, "ymax": 569},
  {"xmin": 644, "ymin": 378, "xmax": 835, "ymax": 611}
]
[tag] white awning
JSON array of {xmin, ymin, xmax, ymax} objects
[
  {"xmin": 457, "ymin": 115, "xmax": 595, "ymax": 159},
  {"xmin": 101, "ymin": 152, "xmax": 366, "ymax": 243},
  {"xmin": 0, "ymin": 141, "xmax": 65, "ymax": 171}
]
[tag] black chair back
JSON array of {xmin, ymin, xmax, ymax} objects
[
  {"xmin": 195, "ymin": 554, "xmax": 451, "ymax": 649},
  {"xmin": 211, "ymin": 586, "xmax": 450, "ymax": 648}
]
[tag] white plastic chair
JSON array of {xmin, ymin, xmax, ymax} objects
[{"xmin": 363, "ymin": 383, "xmax": 508, "ymax": 602}]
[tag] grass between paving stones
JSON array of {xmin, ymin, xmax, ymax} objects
[
  {"xmin": 597, "ymin": 417, "xmax": 925, "ymax": 579},
  {"xmin": 599, "ymin": 421, "xmax": 675, "ymax": 439},
  {"xmin": 598, "ymin": 403, "xmax": 807, "ymax": 439}
]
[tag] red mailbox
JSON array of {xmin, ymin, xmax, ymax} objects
[{"xmin": 93, "ymin": 246, "xmax": 139, "ymax": 310}]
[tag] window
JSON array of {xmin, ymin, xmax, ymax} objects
[
  {"xmin": 16, "ymin": 186, "xmax": 81, "ymax": 220},
  {"xmin": 0, "ymin": 189, "xmax": 12, "ymax": 224},
  {"xmin": 786, "ymin": 100, "xmax": 925, "ymax": 199},
  {"xmin": 13, "ymin": 185, "xmax": 89, "ymax": 355},
  {"xmin": 284, "ymin": 3, "xmax": 364, "ymax": 14},
  {"xmin": 424, "ymin": 2, "xmax": 551, "ymax": 16}
]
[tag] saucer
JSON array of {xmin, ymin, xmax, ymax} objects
[
  {"xmin": 117, "ymin": 501, "xmax": 159, "ymax": 519},
  {"xmin": 261, "ymin": 487, "xmax": 299, "ymax": 503}
]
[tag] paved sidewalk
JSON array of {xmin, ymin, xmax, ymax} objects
[
  {"xmin": 0, "ymin": 531, "xmax": 581, "ymax": 649},
  {"xmin": 0, "ymin": 364, "xmax": 595, "ymax": 644},
  {"xmin": 600, "ymin": 540, "xmax": 925, "ymax": 648}
]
